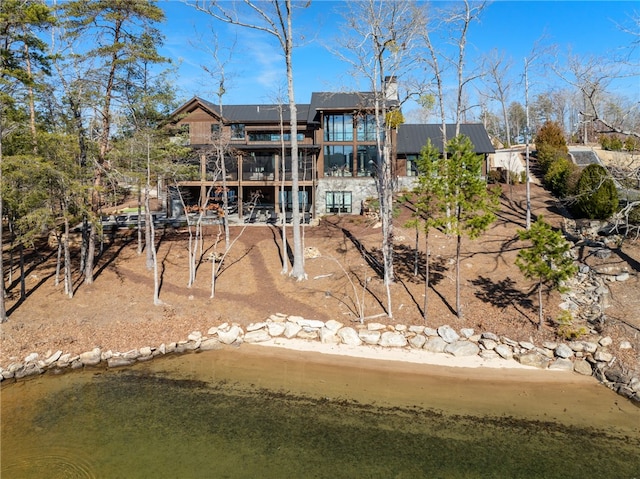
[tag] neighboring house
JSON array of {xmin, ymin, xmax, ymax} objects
[{"xmin": 166, "ymin": 82, "xmax": 494, "ymax": 221}]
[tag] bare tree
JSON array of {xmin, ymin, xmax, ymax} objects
[
  {"xmin": 481, "ymin": 49, "xmax": 514, "ymax": 147},
  {"xmin": 189, "ymin": 0, "xmax": 308, "ymax": 280},
  {"xmin": 335, "ymin": 0, "xmax": 422, "ymax": 318}
]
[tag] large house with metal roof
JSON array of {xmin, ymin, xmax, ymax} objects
[{"xmin": 167, "ymin": 84, "xmax": 494, "ymax": 222}]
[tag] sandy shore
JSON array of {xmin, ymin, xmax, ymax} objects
[{"xmin": 256, "ymin": 336, "xmax": 541, "ymax": 370}]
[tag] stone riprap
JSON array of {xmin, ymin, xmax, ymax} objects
[{"xmin": 1, "ymin": 314, "xmax": 638, "ymax": 403}]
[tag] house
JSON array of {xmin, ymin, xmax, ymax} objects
[{"xmin": 166, "ymin": 82, "xmax": 494, "ymax": 221}]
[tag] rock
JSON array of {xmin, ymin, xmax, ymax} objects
[
  {"xmin": 408, "ymin": 325, "xmax": 426, "ymax": 334},
  {"xmin": 200, "ymin": 338, "xmax": 222, "ymax": 351},
  {"xmin": 108, "ymin": 357, "xmax": 134, "ymax": 368},
  {"xmin": 460, "ymin": 328, "xmax": 474, "ymax": 339},
  {"xmin": 267, "ymin": 322, "xmax": 286, "ymax": 337},
  {"xmin": 568, "ymin": 341, "xmax": 585, "ymax": 352},
  {"xmin": 444, "ymin": 340, "xmax": 480, "ymax": 357},
  {"xmin": 573, "ymin": 358, "xmax": 594, "ymax": 376},
  {"xmin": 478, "ymin": 338, "xmax": 497, "ymax": 350},
  {"xmin": 24, "ymin": 352, "xmax": 39, "ymax": 363},
  {"xmin": 324, "ymin": 320, "xmax": 343, "ymax": 332},
  {"xmin": 293, "ymin": 317, "xmax": 325, "ymax": 329},
  {"xmin": 424, "ymin": 337, "xmax": 447, "ymax": 353},
  {"xmin": 542, "ymin": 341, "xmax": 558, "ymax": 350},
  {"xmin": 338, "ymin": 327, "xmax": 362, "ymax": 346},
  {"xmin": 395, "ymin": 324, "xmax": 407, "ymax": 332},
  {"xmin": 619, "ymin": 341, "xmax": 632, "ymax": 350},
  {"xmin": 139, "ymin": 347, "xmax": 152, "ymax": 357},
  {"xmin": 554, "ymin": 344, "xmax": 574, "ymax": 359},
  {"xmin": 409, "ymin": 334, "xmax": 426, "ymax": 349},
  {"xmin": 615, "ymin": 272, "xmax": 630, "ymax": 282},
  {"xmin": 481, "ymin": 332, "xmax": 500, "ymax": 342},
  {"xmin": 358, "ymin": 329, "xmax": 381, "ymax": 345},
  {"xmin": 501, "ymin": 337, "xmax": 519, "ymax": 348},
  {"xmin": 297, "ymin": 329, "xmax": 318, "ymax": 340},
  {"xmin": 218, "ymin": 325, "xmax": 243, "ymax": 344},
  {"xmin": 582, "ymin": 342, "xmax": 598, "ymax": 354},
  {"xmin": 187, "ymin": 331, "xmax": 202, "ymax": 341},
  {"xmin": 516, "ymin": 352, "xmax": 550, "ymax": 369},
  {"xmin": 379, "ymin": 331, "xmax": 408, "ymax": 348},
  {"xmin": 244, "ymin": 329, "xmax": 271, "ymax": 343},
  {"xmin": 549, "ymin": 358, "xmax": 574, "ymax": 371},
  {"xmin": 283, "ymin": 322, "xmax": 302, "ymax": 339},
  {"xmin": 519, "ymin": 341, "xmax": 535, "ymax": 350},
  {"xmin": 494, "ymin": 344, "xmax": 513, "ymax": 360},
  {"xmin": 599, "ymin": 336, "xmax": 613, "ymax": 347},
  {"xmin": 207, "ymin": 326, "xmax": 219, "ymax": 335},
  {"xmin": 479, "ymin": 349, "xmax": 499, "ymax": 360},
  {"xmin": 79, "ymin": 348, "xmax": 101, "ymax": 366},
  {"xmin": 594, "ymin": 351, "xmax": 613, "ymax": 363},
  {"xmin": 44, "ymin": 350, "xmax": 63, "ymax": 366},
  {"xmin": 246, "ymin": 322, "xmax": 266, "ymax": 332},
  {"xmin": 437, "ymin": 325, "xmax": 459, "ymax": 344},
  {"xmin": 320, "ymin": 328, "xmax": 340, "ymax": 344},
  {"xmin": 424, "ymin": 327, "xmax": 438, "ymax": 337},
  {"xmin": 122, "ymin": 349, "xmax": 140, "ymax": 360},
  {"xmin": 367, "ymin": 322, "xmax": 387, "ymax": 331}
]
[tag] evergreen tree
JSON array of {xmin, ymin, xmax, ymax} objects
[
  {"xmin": 573, "ymin": 163, "xmax": 618, "ymax": 220},
  {"xmin": 516, "ymin": 217, "xmax": 577, "ymax": 329},
  {"xmin": 435, "ymin": 135, "xmax": 499, "ymax": 318}
]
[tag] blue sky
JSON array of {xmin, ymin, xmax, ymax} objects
[{"xmin": 158, "ymin": 1, "xmax": 639, "ymax": 117}]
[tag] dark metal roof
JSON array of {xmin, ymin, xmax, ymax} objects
[
  {"xmin": 307, "ymin": 92, "xmax": 399, "ymax": 123},
  {"xmin": 396, "ymin": 124, "xmax": 495, "ymax": 155},
  {"xmin": 194, "ymin": 97, "xmax": 310, "ymax": 123}
]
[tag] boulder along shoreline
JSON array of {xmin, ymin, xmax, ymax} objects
[{"xmin": 2, "ymin": 313, "xmax": 638, "ymax": 405}]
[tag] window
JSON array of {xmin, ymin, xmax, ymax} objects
[
  {"xmin": 324, "ymin": 145, "xmax": 353, "ymax": 176},
  {"xmin": 326, "ymin": 191, "xmax": 352, "ymax": 214},
  {"xmin": 356, "ymin": 146, "xmax": 378, "ymax": 176},
  {"xmin": 356, "ymin": 114, "xmax": 377, "ymax": 141},
  {"xmin": 324, "ymin": 114, "xmax": 353, "ymax": 141},
  {"xmin": 406, "ymin": 155, "xmax": 419, "ymax": 177},
  {"xmin": 248, "ymin": 131, "xmax": 305, "ymax": 142},
  {"xmin": 211, "ymin": 123, "xmax": 221, "ymax": 141},
  {"xmin": 230, "ymin": 123, "xmax": 245, "ymax": 140}
]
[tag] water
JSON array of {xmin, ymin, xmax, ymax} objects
[{"xmin": 2, "ymin": 345, "xmax": 639, "ymax": 478}]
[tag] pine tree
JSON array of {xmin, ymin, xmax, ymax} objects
[{"xmin": 516, "ymin": 217, "xmax": 577, "ymax": 329}]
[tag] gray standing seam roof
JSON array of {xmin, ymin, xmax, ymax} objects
[
  {"xmin": 396, "ymin": 124, "xmax": 495, "ymax": 155},
  {"xmin": 197, "ymin": 97, "xmax": 310, "ymax": 123}
]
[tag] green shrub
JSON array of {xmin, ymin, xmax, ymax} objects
[
  {"xmin": 624, "ymin": 137, "xmax": 639, "ymax": 152},
  {"xmin": 599, "ymin": 135, "xmax": 611, "ymax": 150},
  {"xmin": 573, "ymin": 164, "xmax": 618, "ymax": 219},
  {"xmin": 556, "ymin": 310, "xmax": 588, "ymax": 340},
  {"xmin": 609, "ymin": 137, "xmax": 623, "ymax": 151},
  {"xmin": 544, "ymin": 157, "xmax": 579, "ymax": 197},
  {"xmin": 487, "ymin": 170, "xmax": 502, "ymax": 184}
]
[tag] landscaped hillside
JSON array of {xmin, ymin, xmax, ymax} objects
[{"xmin": 2, "ymin": 182, "xmax": 638, "ymax": 381}]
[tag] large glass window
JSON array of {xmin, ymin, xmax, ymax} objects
[
  {"xmin": 326, "ymin": 191, "xmax": 352, "ymax": 214},
  {"xmin": 356, "ymin": 146, "xmax": 378, "ymax": 177},
  {"xmin": 357, "ymin": 114, "xmax": 377, "ymax": 141},
  {"xmin": 243, "ymin": 152, "xmax": 275, "ymax": 180},
  {"xmin": 248, "ymin": 131, "xmax": 305, "ymax": 142},
  {"xmin": 324, "ymin": 145, "xmax": 353, "ymax": 176},
  {"xmin": 324, "ymin": 114, "xmax": 353, "ymax": 141},
  {"xmin": 230, "ymin": 123, "xmax": 245, "ymax": 140}
]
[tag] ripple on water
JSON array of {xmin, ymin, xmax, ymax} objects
[{"xmin": 1, "ymin": 447, "xmax": 98, "ymax": 479}]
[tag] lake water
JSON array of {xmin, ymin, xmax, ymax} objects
[{"xmin": 2, "ymin": 345, "xmax": 639, "ymax": 478}]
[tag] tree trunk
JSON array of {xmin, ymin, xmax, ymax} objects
[
  {"xmin": 145, "ymin": 185, "xmax": 153, "ymax": 271},
  {"xmin": 64, "ymin": 218, "xmax": 73, "ymax": 298},
  {"xmin": 137, "ymin": 182, "xmax": 143, "ymax": 255},
  {"xmin": 538, "ymin": 281, "xmax": 544, "ymax": 330},
  {"xmin": 83, "ymin": 223, "xmax": 96, "ymax": 285},
  {"xmin": 19, "ymin": 243, "xmax": 25, "ymax": 300},
  {"xmin": 424, "ymin": 230, "xmax": 430, "ymax": 323},
  {"xmin": 456, "ymin": 233, "xmax": 462, "ymax": 318}
]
